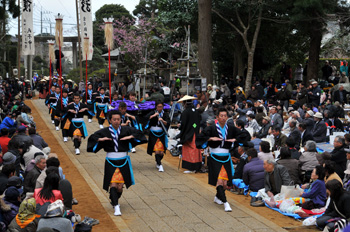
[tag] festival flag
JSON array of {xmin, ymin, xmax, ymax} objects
[
  {"xmin": 21, "ymin": 0, "xmax": 35, "ymax": 55},
  {"xmin": 55, "ymin": 14, "xmax": 63, "ymax": 108},
  {"xmin": 48, "ymin": 40, "xmax": 55, "ymax": 88},
  {"xmin": 79, "ymin": 0, "xmax": 93, "ymax": 60},
  {"xmin": 104, "ymin": 17, "xmax": 114, "ymax": 103}
]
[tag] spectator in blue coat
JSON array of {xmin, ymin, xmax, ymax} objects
[
  {"xmin": 0, "ymin": 112, "xmax": 17, "ymax": 135},
  {"xmin": 243, "ymin": 148, "xmax": 265, "ymax": 192},
  {"xmin": 300, "ymin": 165, "xmax": 327, "ymax": 210}
]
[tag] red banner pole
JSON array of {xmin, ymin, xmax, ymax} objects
[
  {"xmin": 49, "ymin": 58, "xmax": 52, "ymax": 89},
  {"xmin": 86, "ymin": 54, "xmax": 88, "ymax": 102},
  {"xmin": 59, "ymin": 39, "xmax": 62, "ymax": 108}
]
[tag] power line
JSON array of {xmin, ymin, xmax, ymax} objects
[{"xmin": 56, "ymin": 0, "xmax": 75, "ymax": 21}]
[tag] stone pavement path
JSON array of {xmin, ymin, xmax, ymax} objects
[{"xmin": 33, "ymin": 99, "xmax": 286, "ymax": 232}]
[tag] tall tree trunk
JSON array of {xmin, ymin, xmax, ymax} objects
[
  {"xmin": 233, "ymin": 37, "xmax": 244, "ymax": 78},
  {"xmin": 244, "ymin": 7, "xmax": 262, "ymax": 91},
  {"xmin": 307, "ymin": 25, "xmax": 322, "ymax": 83},
  {"xmin": 198, "ymin": 0, "xmax": 213, "ymax": 84},
  {"xmin": 233, "ymin": 54, "xmax": 237, "ymax": 78}
]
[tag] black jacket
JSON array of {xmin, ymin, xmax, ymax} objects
[
  {"xmin": 312, "ymin": 120, "xmax": 327, "ymax": 143},
  {"xmin": 289, "ymin": 127, "xmax": 301, "ymax": 149},
  {"xmin": 301, "ymin": 129, "xmax": 314, "ymax": 147},
  {"xmin": 330, "ymin": 145, "xmax": 347, "ymax": 179},
  {"xmin": 333, "ymin": 89, "xmax": 349, "ymax": 104}
]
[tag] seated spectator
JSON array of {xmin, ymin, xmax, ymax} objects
[
  {"xmin": 299, "ymin": 140, "xmax": 319, "ymax": 182},
  {"xmin": 258, "ymin": 141, "xmax": 273, "ymax": 161},
  {"xmin": 256, "ymin": 116, "xmax": 271, "ymax": 139},
  {"xmin": 295, "ymin": 110, "xmax": 315, "ymax": 132},
  {"xmin": 234, "ymin": 120, "xmax": 251, "ymax": 147},
  {"xmin": 246, "ymin": 114, "xmax": 260, "ymax": 133},
  {"xmin": 298, "ymin": 122, "xmax": 314, "ymax": 147},
  {"xmin": 0, "ymin": 128, "xmax": 11, "ymax": 155},
  {"xmin": 330, "ymin": 135, "xmax": 347, "ymax": 180},
  {"xmin": 316, "ymin": 179, "xmax": 350, "ymax": 232},
  {"xmin": 300, "ymin": 165, "xmax": 327, "ymax": 210},
  {"xmin": 324, "ymin": 160, "xmax": 343, "ymax": 185},
  {"xmin": 36, "ymin": 157, "xmax": 64, "ymax": 189},
  {"xmin": 286, "ymin": 137, "xmax": 301, "ymax": 160},
  {"xmin": 243, "ymin": 148, "xmax": 265, "ymax": 192},
  {"xmin": 23, "ymin": 145, "xmax": 44, "ymax": 171},
  {"xmin": 316, "ymin": 151, "xmax": 332, "ymax": 166},
  {"xmin": 232, "ymin": 143, "xmax": 250, "ymax": 179},
  {"xmin": 3, "ymin": 139, "xmax": 24, "ymax": 176},
  {"xmin": 7, "ymin": 176, "xmax": 23, "ymax": 194},
  {"xmin": 36, "ymin": 158, "xmax": 72, "ymax": 210},
  {"xmin": 7, "ymin": 198, "xmax": 40, "ymax": 231},
  {"xmin": 263, "ymin": 159, "xmax": 292, "ymax": 207},
  {"xmin": 277, "ymin": 147, "xmax": 301, "ymax": 185},
  {"xmin": 271, "ymin": 126, "xmax": 287, "ymax": 151},
  {"xmin": 25, "ymin": 152, "xmax": 46, "ymax": 175},
  {"xmin": 17, "ymin": 106, "xmax": 34, "ymax": 127},
  {"xmin": 28, "ymin": 127, "xmax": 48, "ymax": 151},
  {"xmin": 0, "ymin": 112, "xmax": 17, "ymax": 136},
  {"xmin": 23, "ymin": 155, "xmax": 46, "ymax": 194},
  {"xmin": 12, "ymin": 126, "xmax": 33, "ymax": 149},
  {"xmin": 344, "ymin": 162, "xmax": 350, "ymax": 191},
  {"xmin": 1, "ymin": 186, "xmax": 22, "ymax": 228},
  {"xmin": 0, "ymin": 164, "xmax": 15, "ymax": 195},
  {"xmin": 251, "ymin": 132, "xmax": 262, "ymax": 151},
  {"xmin": 312, "ymin": 112, "xmax": 327, "ymax": 143},
  {"xmin": 34, "ymin": 172, "xmax": 63, "ymax": 206},
  {"xmin": 288, "ymin": 120, "xmax": 301, "ymax": 150},
  {"xmin": 36, "ymin": 200, "xmax": 73, "ymax": 232},
  {"xmin": 255, "ymin": 106, "xmax": 266, "ymax": 126}
]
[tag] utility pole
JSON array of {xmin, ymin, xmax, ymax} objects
[
  {"xmin": 186, "ymin": 25, "xmax": 190, "ymax": 95},
  {"xmin": 41, "ymin": 7, "xmax": 43, "ymax": 75},
  {"xmin": 75, "ymin": 0, "xmax": 83, "ymax": 81},
  {"xmin": 17, "ymin": 0, "xmax": 21, "ymax": 79},
  {"xmin": 41, "ymin": 7, "xmax": 42, "ymax": 35}
]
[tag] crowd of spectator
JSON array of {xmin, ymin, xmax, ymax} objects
[{"xmin": 0, "ymin": 78, "xmax": 98, "ymax": 231}]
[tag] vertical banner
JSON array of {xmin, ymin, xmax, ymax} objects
[
  {"xmin": 80, "ymin": 0, "xmax": 93, "ymax": 60},
  {"xmin": 21, "ymin": 0, "xmax": 35, "ymax": 55}
]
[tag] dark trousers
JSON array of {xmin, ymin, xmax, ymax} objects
[
  {"xmin": 98, "ymin": 117, "xmax": 105, "ymax": 125},
  {"xmin": 316, "ymin": 215, "xmax": 335, "ymax": 232}
]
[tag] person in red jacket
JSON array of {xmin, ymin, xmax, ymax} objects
[{"xmin": 0, "ymin": 128, "xmax": 11, "ymax": 156}]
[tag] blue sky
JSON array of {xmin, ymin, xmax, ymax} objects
[{"xmin": 8, "ymin": 0, "xmax": 139, "ymax": 36}]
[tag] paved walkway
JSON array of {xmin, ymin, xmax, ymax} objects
[{"xmin": 32, "ymin": 99, "xmax": 286, "ymax": 232}]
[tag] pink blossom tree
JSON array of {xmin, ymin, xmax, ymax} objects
[{"xmin": 112, "ymin": 16, "xmax": 166, "ymax": 70}]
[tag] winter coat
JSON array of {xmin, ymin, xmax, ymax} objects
[
  {"xmin": 312, "ymin": 120, "xmax": 327, "ymax": 143},
  {"xmin": 243, "ymin": 157, "xmax": 265, "ymax": 191},
  {"xmin": 264, "ymin": 164, "xmax": 292, "ymax": 194},
  {"xmin": 1, "ymin": 198, "xmax": 19, "ymax": 227},
  {"xmin": 299, "ymin": 151, "xmax": 319, "ymax": 171},
  {"xmin": 330, "ymin": 145, "xmax": 347, "ymax": 180},
  {"xmin": 277, "ymin": 158, "xmax": 301, "ymax": 185},
  {"xmin": 301, "ymin": 179, "xmax": 327, "ymax": 207}
]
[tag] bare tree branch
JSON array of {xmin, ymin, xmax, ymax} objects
[
  {"xmin": 212, "ymin": 9, "xmax": 244, "ymax": 37},
  {"xmin": 236, "ymin": 9, "xmax": 247, "ymax": 30}
]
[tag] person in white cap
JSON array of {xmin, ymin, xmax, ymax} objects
[
  {"xmin": 308, "ymin": 81, "xmax": 322, "ymax": 106},
  {"xmin": 312, "ymin": 112, "xmax": 327, "ymax": 143},
  {"xmin": 294, "ymin": 110, "xmax": 315, "ymax": 132}
]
